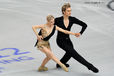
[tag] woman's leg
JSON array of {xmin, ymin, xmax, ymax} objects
[
  {"xmin": 38, "ymin": 56, "xmax": 50, "ymax": 71},
  {"xmin": 40, "ymin": 56, "xmax": 51, "ymax": 67},
  {"xmin": 38, "ymin": 48, "xmax": 51, "ymax": 71},
  {"xmin": 40, "ymin": 46, "xmax": 68, "ymax": 72},
  {"xmin": 39, "ymin": 48, "xmax": 51, "ymax": 67}
]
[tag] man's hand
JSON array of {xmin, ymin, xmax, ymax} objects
[{"xmin": 75, "ymin": 33, "xmax": 81, "ymax": 37}]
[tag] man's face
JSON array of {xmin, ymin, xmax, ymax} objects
[{"xmin": 64, "ymin": 7, "xmax": 71, "ymax": 16}]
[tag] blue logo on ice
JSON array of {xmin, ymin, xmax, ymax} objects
[
  {"xmin": 0, "ymin": 48, "xmax": 35, "ymax": 73},
  {"xmin": 0, "ymin": 48, "xmax": 30, "ymax": 58}
]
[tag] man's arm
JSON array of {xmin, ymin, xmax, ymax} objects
[{"xmin": 72, "ymin": 17, "xmax": 87, "ymax": 35}]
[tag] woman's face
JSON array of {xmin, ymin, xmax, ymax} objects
[
  {"xmin": 63, "ymin": 7, "xmax": 71, "ymax": 16},
  {"xmin": 48, "ymin": 18, "xmax": 54, "ymax": 26}
]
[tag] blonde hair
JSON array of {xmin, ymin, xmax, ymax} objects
[
  {"xmin": 61, "ymin": 3, "xmax": 71, "ymax": 14},
  {"xmin": 46, "ymin": 15, "xmax": 54, "ymax": 21}
]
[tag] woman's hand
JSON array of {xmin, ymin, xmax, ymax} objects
[{"xmin": 37, "ymin": 35, "xmax": 43, "ymax": 41}]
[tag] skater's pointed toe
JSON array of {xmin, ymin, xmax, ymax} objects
[
  {"xmin": 60, "ymin": 64, "xmax": 69, "ymax": 72},
  {"xmin": 38, "ymin": 66, "xmax": 48, "ymax": 71}
]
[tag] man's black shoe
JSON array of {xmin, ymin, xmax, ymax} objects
[
  {"xmin": 56, "ymin": 64, "xmax": 70, "ymax": 68},
  {"xmin": 88, "ymin": 64, "xmax": 99, "ymax": 73}
]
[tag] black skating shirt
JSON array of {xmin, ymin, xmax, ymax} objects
[{"xmin": 54, "ymin": 16, "xmax": 87, "ymax": 39}]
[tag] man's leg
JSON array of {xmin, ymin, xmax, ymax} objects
[
  {"xmin": 56, "ymin": 39, "xmax": 73, "ymax": 68},
  {"xmin": 60, "ymin": 52, "xmax": 71, "ymax": 64},
  {"xmin": 56, "ymin": 52, "xmax": 71, "ymax": 68},
  {"xmin": 57, "ymin": 39, "xmax": 99, "ymax": 73},
  {"xmin": 67, "ymin": 47, "xmax": 99, "ymax": 73}
]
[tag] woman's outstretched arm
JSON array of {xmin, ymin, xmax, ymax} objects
[{"xmin": 56, "ymin": 26, "xmax": 75, "ymax": 35}]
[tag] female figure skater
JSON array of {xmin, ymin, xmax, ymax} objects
[{"xmin": 32, "ymin": 15, "xmax": 76, "ymax": 72}]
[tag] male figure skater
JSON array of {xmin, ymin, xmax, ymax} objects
[{"xmin": 54, "ymin": 3, "xmax": 99, "ymax": 73}]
